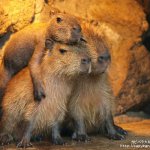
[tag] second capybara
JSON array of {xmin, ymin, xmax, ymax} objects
[
  {"xmin": 0, "ymin": 41, "xmax": 91, "ymax": 148},
  {"xmin": 0, "ymin": 13, "xmax": 83, "ymax": 103},
  {"xmin": 68, "ymin": 24, "xmax": 127, "ymax": 141}
]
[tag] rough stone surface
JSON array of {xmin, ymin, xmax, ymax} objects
[
  {"xmin": 137, "ymin": 0, "xmax": 150, "ymax": 20},
  {"xmin": 0, "ymin": 0, "xmax": 60, "ymax": 49},
  {"xmin": 0, "ymin": 0, "xmax": 149, "ymax": 114},
  {"xmin": 0, "ymin": 0, "xmax": 35, "ymax": 32}
]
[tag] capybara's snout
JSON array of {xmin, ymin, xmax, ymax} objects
[
  {"xmin": 94, "ymin": 50, "xmax": 110, "ymax": 74},
  {"xmin": 70, "ymin": 25, "xmax": 83, "ymax": 43},
  {"xmin": 80, "ymin": 55, "xmax": 91, "ymax": 74},
  {"xmin": 98, "ymin": 51, "xmax": 111, "ymax": 63},
  {"xmin": 72, "ymin": 24, "xmax": 82, "ymax": 33}
]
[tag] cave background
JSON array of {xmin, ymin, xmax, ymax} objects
[
  {"xmin": 0, "ymin": 1, "xmax": 149, "ymax": 149},
  {"xmin": 136, "ymin": 0, "xmax": 150, "ymax": 115},
  {"xmin": 141, "ymin": 0, "xmax": 150, "ymax": 53}
]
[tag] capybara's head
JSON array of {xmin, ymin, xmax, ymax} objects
[
  {"xmin": 91, "ymin": 35, "xmax": 110, "ymax": 74},
  {"xmin": 47, "ymin": 13, "xmax": 83, "ymax": 44},
  {"xmin": 82, "ymin": 24, "xmax": 110, "ymax": 74},
  {"xmin": 43, "ymin": 42, "xmax": 91, "ymax": 77}
]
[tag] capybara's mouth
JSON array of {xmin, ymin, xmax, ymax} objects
[
  {"xmin": 92, "ymin": 62, "xmax": 109, "ymax": 74},
  {"xmin": 69, "ymin": 33, "xmax": 85, "ymax": 44},
  {"xmin": 80, "ymin": 62, "xmax": 92, "ymax": 74}
]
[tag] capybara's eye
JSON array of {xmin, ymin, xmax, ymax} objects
[
  {"xmin": 56, "ymin": 17, "xmax": 63, "ymax": 23},
  {"xmin": 59, "ymin": 49, "xmax": 67, "ymax": 54}
]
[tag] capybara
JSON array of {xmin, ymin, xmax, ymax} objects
[
  {"xmin": 68, "ymin": 24, "xmax": 127, "ymax": 142},
  {"xmin": 0, "ymin": 13, "xmax": 83, "ymax": 103},
  {"xmin": 0, "ymin": 41, "xmax": 91, "ymax": 148}
]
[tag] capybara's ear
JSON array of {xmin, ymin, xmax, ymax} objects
[{"xmin": 45, "ymin": 39, "xmax": 54, "ymax": 51}]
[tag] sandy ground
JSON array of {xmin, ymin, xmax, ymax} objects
[{"xmin": 0, "ymin": 118, "xmax": 149, "ymax": 150}]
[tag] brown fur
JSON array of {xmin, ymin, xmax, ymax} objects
[
  {"xmin": 68, "ymin": 24, "xmax": 126, "ymax": 140},
  {"xmin": 69, "ymin": 24, "xmax": 112, "ymax": 130},
  {"xmin": 69, "ymin": 74, "xmax": 114, "ymax": 133},
  {"xmin": 0, "ymin": 41, "xmax": 91, "ymax": 146},
  {"xmin": 0, "ymin": 13, "xmax": 82, "ymax": 102}
]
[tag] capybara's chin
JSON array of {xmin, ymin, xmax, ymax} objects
[{"xmin": 94, "ymin": 61, "xmax": 110, "ymax": 74}]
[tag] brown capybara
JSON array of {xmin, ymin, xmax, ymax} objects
[
  {"xmin": 0, "ymin": 41, "xmax": 91, "ymax": 148},
  {"xmin": 0, "ymin": 13, "xmax": 83, "ymax": 103},
  {"xmin": 68, "ymin": 24, "xmax": 127, "ymax": 141}
]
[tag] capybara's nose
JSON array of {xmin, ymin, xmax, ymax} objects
[
  {"xmin": 81, "ymin": 57, "xmax": 91, "ymax": 65},
  {"xmin": 73, "ymin": 25, "xmax": 82, "ymax": 33},
  {"xmin": 98, "ymin": 52, "xmax": 110, "ymax": 63}
]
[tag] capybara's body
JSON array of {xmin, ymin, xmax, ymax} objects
[
  {"xmin": 0, "ymin": 13, "xmax": 82, "ymax": 102},
  {"xmin": 70, "ymin": 74, "xmax": 113, "ymax": 130},
  {"xmin": 68, "ymin": 24, "xmax": 127, "ymax": 141},
  {"xmin": 0, "ymin": 42, "xmax": 91, "ymax": 147},
  {"xmin": 1, "ymin": 68, "xmax": 72, "ymax": 138}
]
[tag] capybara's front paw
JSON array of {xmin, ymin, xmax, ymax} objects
[
  {"xmin": 106, "ymin": 125, "xmax": 127, "ymax": 140},
  {"xmin": 17, "ymin": 137, "xmax": 32, "ymax": 148},
  {"xmin": 107, "ymin": 132, "xmax": 125, "ymax": 140},
  {"xmin": 72, "ymin": 132, "xmax": 91, "ymax": 142},
  {"xmin": 0, "ymin": 133, "xmax": 13, "ymax": 145},
  {"xmin": 52, "ymin": 136, "xmax": 65, "ymax": 145},
  {"xmin": 115, "ymin": 125, "xmax": 127, "ymax": 135}
]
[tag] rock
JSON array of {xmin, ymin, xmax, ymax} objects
[
  {"xmin": 0, "ymin": 4, "xmax": 10, "ymax": 36},
  {"xmin": 136, "ymin": 0, "xmax": 150, "ymax": 21},
  {"xmin": 0, "ymin": 0, "xmax": 36, "ymax": 48},
  {"xmin": 117, "ymin": 45, "xmax": 150, "ymax": 114},
  {"xmin": 0, "ymin": 0, "xmax": 35, "ymax": 32},
  {"xmin": 0, "ymin": 0, "xmax": 58, "ymax": 48}
]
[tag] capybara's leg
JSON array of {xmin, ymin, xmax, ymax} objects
[
  {"xmin": 51, "ymin": 122, "xmax": 65, "ymax": 145},
  {"xmin": 29, "ymin": 42, "xmax": 46, "ymax": 102},
  {"xmin": 0, "ymin": 133, "xmax": 13, "ymax": 145},
  {"xmin": 0, "ymin": 109, "xmax": 15, "ymax": 145},
  {"xmin": 17, "ymin": 121, "xmax": 33, "ymax": 148},
  {"xmin": 102, "ymin": 114, "xmax": 127, "ymax": 140},
  {"xmin": 72, "ymin": 117, "xmax": 90, "ymax": 142}
]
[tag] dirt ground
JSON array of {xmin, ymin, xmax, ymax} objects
[{"xmin": 0, "ymin": 115, "xmax": 150, "ymax": 150}]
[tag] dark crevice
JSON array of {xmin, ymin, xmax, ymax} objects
[
  {"xmin": 139, "ymin": 0, "xmax": 150, "ymax": 52},
  {"xmin": 142, "ymin": 28, "xmax": 150, "ymax": 52},
  {"xmin": 0, "ymin": 32, "xmax": 12, "ymax": 49},
  {"xmin": 128, "ymin": 100, "xmax": 150, "ymax": 116}
]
